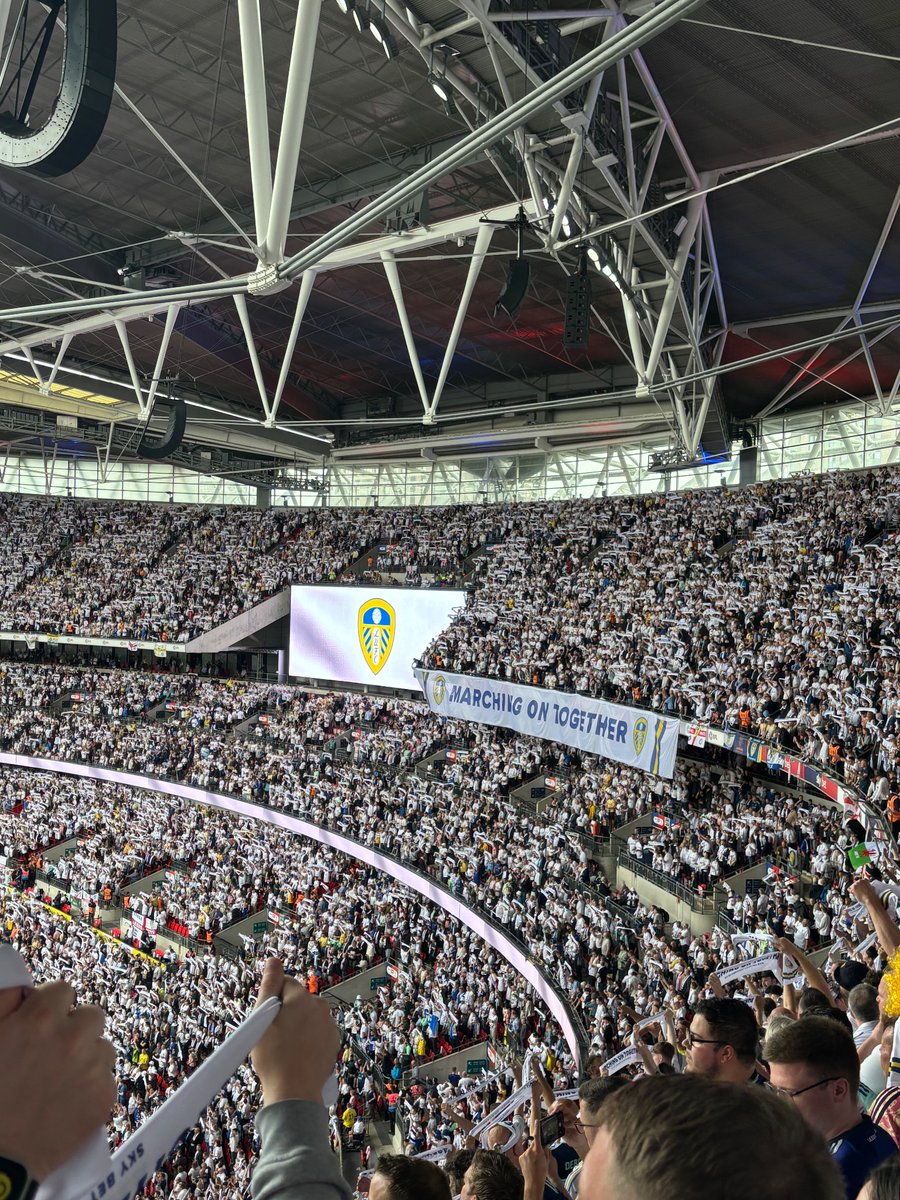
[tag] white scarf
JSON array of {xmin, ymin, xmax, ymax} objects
[{"xmin": 0, "ymin": 946, "xmax": 336, "ymax": 1200}]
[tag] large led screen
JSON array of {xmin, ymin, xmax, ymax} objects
[{"xmin": 288, "ymin": 586, "xmax": 467, "ymax": 691}]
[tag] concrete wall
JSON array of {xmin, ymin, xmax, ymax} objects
[
  {"xmin": 215, "ymin": 909, "xmax": 269, "ymax": 948},
  {"xmin": 42, "ymin": 837, "xmax": 81, "ymax": 864},
  {"xmin": 609, "ymin": 815, "xmax": 648, "ymax": 842},
  {"xmin": 185, "ymin": 589, "xmax": 290, "ymax": 654},
  {"xmin": 407, "ymin": 1041, "xmax": 491, "ymax": 1085},
  {"xmin": 326, "ymin": 961, "xmax": 400, "ymax": 1004},
  {"xmin": 509, "ymin": 775, "xmax": 558, "ymax": 816},
  {"xmin": 123, "ymin": 868, "xmax": 170, "ymax": 898},
  {"xmin": 616, "ymin": 862, "xmax": 715, "ymax": 936},
  {"xmin": 720, "ymin": 861, "xmax": 770, "ymax": 896}
]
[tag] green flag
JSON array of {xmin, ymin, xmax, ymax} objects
[{"xmin": 847, "ymin": 843, "xmax": 873, "ymax": 870}]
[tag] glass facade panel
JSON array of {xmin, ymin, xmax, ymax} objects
[{"xmin": 0, "ymin": 399, "xmax": 894, "ymax": 507}]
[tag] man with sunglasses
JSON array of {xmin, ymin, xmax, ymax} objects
[
  {"xmin": 766, "ymin": 1015, "xmax": 895, "ymax": 1198},
  {"xmin": 684, "ymin": 998, "xmax": 762, "ymax": 1083}
]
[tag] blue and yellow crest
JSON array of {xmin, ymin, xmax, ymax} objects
[
  {"xmin": 633, "ymin": 717, "xmax": 649, "ymax": 755},
  {"xmin": 358, "ymin": 599, "xmax": 396, "ymax": 674},
  {"xmin": 431, "ymin": 674, "xmax": 447, "ymax": 706}
]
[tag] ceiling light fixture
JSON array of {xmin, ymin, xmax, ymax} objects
[
  {"xmin": 427, "ymin": 71, "xmax": 457, "ymax": 114},
  {"xmin": 369, "ymin": 13, "xmax": 399, "ymax": 58},
  {"xmin": 351, "ymin": 5, "xmax": 369, "ymax": 32},
  {"xmin": 334, "ymin": 0, "xmax": 355, "ymax": 13},
  {"xmin": 427, "ymin": 71, "xmax": 450, "ymax": 102}
]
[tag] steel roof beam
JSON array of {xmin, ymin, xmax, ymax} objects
[
  {"xmin": 277, "ymin": 0, "xmax": 712, "ymax": 278},
  {"xmin": 237, "ymin": 0, "xmax": 275, "ymax": 251},
  {"xmin": 262, "ymin": 0, "xmax": 322, "ymax": 265},
  {"xmin": 755, "ymin": 183, "xmax": 900, "ymax": 419},
  {"xmin": 161, "ymin": 137, "xmax": 471, "ymax": 256},
  {"xmin": 731, "ymin": 300, "xmax": 900, "ymax": 334}
]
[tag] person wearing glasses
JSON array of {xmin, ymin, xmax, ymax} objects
[
  {"xmin": 766, "ymin": 1015, "xmax": 896, "ymax": 1198},
  {"xmin": 563, "ymin": 1078, "xmax": 630, "ymax": 1198},
  {"xmin": 683, "ymin": 998, "xmax": 762, "ymax": 1083}
]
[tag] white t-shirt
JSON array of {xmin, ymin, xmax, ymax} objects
[{"xmin": 860, "ymin": 1045, "xmax": 886, "ymax": 1108}]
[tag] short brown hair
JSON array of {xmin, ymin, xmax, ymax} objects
[
  {"xmin": 578, "ymin": 1075, "xmax": 629, "ymax": 1118},
  {"xmin": 593, "ymin": 1074, "xmax": 843, "ymax": 1200},
  {"xmin": 443, "ymin": 1148, "xmax": 476, "ymax": 1195},
  {"xmin": 374, "ymin": 1153, "xmax": 452, "ymax": 1200},
  {"xmin": 464, "ymin": 1149, "xmax": 524, "ymax": 1200},
  {"xmin": 764, "ymin": 1015, "xmax": 860, "ymax": 1091}
]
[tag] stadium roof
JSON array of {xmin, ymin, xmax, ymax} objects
[{"xmin": 0, "ymin": 0, "xmax": 897, "ymax": 483}]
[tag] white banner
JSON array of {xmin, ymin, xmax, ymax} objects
[
  {"xmin": 413, "ymin": 1145, "xmax": 454, "ymax": 1164},
  {"xmin": 731, "ymin": 933, "xmax": 773, "ymax": 953},
  {"xmin": 853, "ymin": 931, "xmax": 878, "ymax": 957},
  {"xmin": 469, "ymin": 1083, "xmax": 531, "ymax": 1143},
  {"xmin": 0, "ymin": 631, "xmax": 183, "ymax": 655},
  {"xmin": 635, "ymin": 1009, "xmax": 671, "ymax": 1032},
  {"xmin": 715, "ymin": 950, "xmax": 782, "ymax": 986},
  {"xmin": 602, "ymin": 1046, "xmax": 642, "ymax": 1075},
  {"xmin": 415, "ymin": 669, "xmax": 679, "ymax": 778},
  {"xmin": 127, "ymin": 912, "xmax": 157, "ymax": 937}
]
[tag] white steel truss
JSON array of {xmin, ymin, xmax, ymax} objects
[{"xmin": 0, "ymin": 0, "xmax": 896, "ymax": 479}]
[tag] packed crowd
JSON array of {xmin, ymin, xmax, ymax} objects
[
  {"xmin": 0, "ymin": 469, "xmax": 896, "ymax": 781},
  {"xmin": 0, "ymin": 652, "xmax": 883, "ymax": 1069},
  {"xmin": 6, "ymin": 753, "xmax": 900, "ymax": 1200},
  {"xmin": 0, "ymin": 499, "xmax": 509, "ymax": 642},
  {"xmin": 422, "ymin": 468, "xmax": 900, "ymax": 783},
  {"xmin": 2, "ymin": 767, "xmax": 568, "ymax": 1046},
  {"xmin": 2, "ymin": 467, "xmax": 900, "ymax": 1200},
  {"xmin": 0, "ymin": 886, "xmax": 406, "ymax": 1199},
  {"xmin": 0, "ymin": 658, "xmax": 874, "ymax": 903}
]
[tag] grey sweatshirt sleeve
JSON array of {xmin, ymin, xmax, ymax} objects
[{"xmin": 252, "ymin": 1100, "xmax": 353, "ymax": 1200}]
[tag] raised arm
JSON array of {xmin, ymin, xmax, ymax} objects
[
  {"xmin": 529, "ymin": 1051, "xmax": 556, "ymax": 1112},
  {"xmin": 850, "ymin": 879, "xmax": 900, "ymax": 958},
  {"xmin": 773, "ymin": 938, "xmax": 837, "ymax": 1008}
]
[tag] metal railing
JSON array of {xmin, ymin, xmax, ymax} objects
[
  {"xmin": 716, "ymin": 908, "xmax": 739, "ymax": 936},
  {"xmin": 616, "ymin": 849, "xmax": 716, "ymax": 912}
]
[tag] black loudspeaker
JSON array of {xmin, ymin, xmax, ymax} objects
[
  {"xmin": 563, "ymin": 270, "xmax": 592, "ymax": 346},
  {"xmin": 138, "ymin": 398, "xmax": 187, "ymax": 461},
  {"xmin": 494, "ymin": 258, "xmax": 530, "ymax": 318},
  {"xmin": 738, "ymin": 445, "xmax": 758, "ymax": 487}
]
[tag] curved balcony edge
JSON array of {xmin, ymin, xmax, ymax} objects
[{"xmin": 0, "ymin": 750, "xmax": 588, "ymax": 1069}]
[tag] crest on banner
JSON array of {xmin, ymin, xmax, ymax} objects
[
  {"xmin": 358, "ymin": 599, "xmax": 396, "ymax": 674},
  {"xmin": 633, "ymin": 717, "xmax": 648, "ymax": 755}
]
